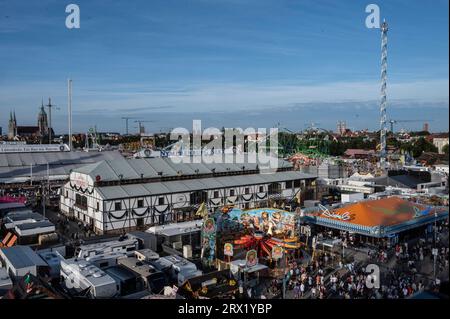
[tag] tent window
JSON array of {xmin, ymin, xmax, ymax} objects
[{"xmin": 75, "ymin": 194, "xmax": 87, "ymax": 210}]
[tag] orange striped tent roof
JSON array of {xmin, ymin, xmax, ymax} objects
[{"xmin": 312, "ymin": 197, "xmax": 447, "ymax": 227}]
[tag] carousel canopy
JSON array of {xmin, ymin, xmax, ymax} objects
[{"xmin": 304, "ymin": 196, "xmax": 448, "ymax": 238}]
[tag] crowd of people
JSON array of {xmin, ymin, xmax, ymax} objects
[
  {"xmin": 260, "ymin": 220, "xmax": 449, "ymax": 299},
  {"xmin": 263, "ymin": 255, "xmax": 429, "ymax": 299},
  {"xmin": 379, "ymin": 268, "xmax": 425, "ymax": 298},
  {"xmin": 264, "ymin": 252, "xmax": 337, "ymax": 299}
]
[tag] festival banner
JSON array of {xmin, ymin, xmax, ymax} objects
[
  {"xmin": 203, "ymin": 218, "xmax": 215, "ymax": 234},
  {"xmin": 226, "ymin": 208, "xmax": 296, "ymax": 237},
  {"xmin": 201, "ymin": 217, "xmax": 216, "ymax": 265},
  {"xmin": 245, "ymin": 249, "xmax": 258, "ymax": 268},
  {"xmin": 271, "ymin": 245, "xmax": 283, "ymax": 260},
  {"xmin": 224, "ymin": 243, "xmax": 234, "ymax": 257}
]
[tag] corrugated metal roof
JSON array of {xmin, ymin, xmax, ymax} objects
[
  {"xmin": 0, "ymin": 245, "xmax": 47, "ymax": 269},
  {"xmin": 0, "ymin": 156, "xmax": 8, "ymax": 167},
  {"xmin": 96, "ymin": 171, "xmax": 315, "ymax": 200},
  {"xmin": 32, "ymin": 153, "xmax": 48, "ymax": 165},
  {"xmin": 71, "ymin": 156, "xmax": 294, "ymax": 183},
  {"xmin": 164, "ymin": 160, "xmax": 197, "ymax": 175},
  {"xmin": 142, "ymin": 182, "xmax": 172, "ymax": 195},
  {"xmin": 185, "ymin": 162, "xmax": 212, "ymax": 175},
  {"xmin": 19, "ymin": 153, "xmax": 34, "ymax": 166},
  {"xmin": 195, "ymin": 178, "xmax": 225, "ymax": 189},
  {"xmin": 164, "ymin": 180, "xmax": 193, "ymax": 193},
  {"xmin": 97, "ymin": 186, "xmax": 129, "ymax": 199},
  {"xmin": 217, "ymin": 175, "xmax": 249, "ymax": 187},
  {"xmin": 185, "ymin": 179, "xmax": 209, "ymax": 190},
  {"xmin": 243, "ymin": 174, "xmax": 268, "ymax": 185},
  {"xmin": 121, "ymin": 184, "xmax": 151, "ymax": 197},
  {"xmin": 0, "ymin": 151, "xmax": 124, "ymax": 180},
  {"xmin": 127, "ymin": 158, "xmax": 159, "ymax": 178},
  {"xmin": 143, "ymin": 158, "xmax": 178, "ymax": 176},
  {"xmin": 108, "ymin": 158, "xmax": 141, "ymax": 180}
]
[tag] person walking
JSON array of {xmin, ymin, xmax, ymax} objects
[
  {"xmin": 311, "ymin": 286, "xmax": 316, "ymax": 299},
  {"xmin": 300, "ymin": 282, "xmax": 305, "ymax": 297},
  {"xmin": 294, "ymin": 283, "xmax": 300, "ymax": 299}
]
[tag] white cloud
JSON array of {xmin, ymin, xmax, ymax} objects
[
  {"xmin": 62, "ymin": 78, "xmax": 450, "ymax": 112},
  {"xmin": 1, "ymin": 78, "xmax": 448, "ymax": 131}
]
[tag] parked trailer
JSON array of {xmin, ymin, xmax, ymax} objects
[
  {"xmin": 85, "ymin": 252, "xmax": 127, "ymax": 269},
  {"xmin": 0, "ymin": 202, "xmax": 28, "ymax": 220},
  {"xmin": 75, "ymin": 237, "xmax": 139, "ymax": 259},
  {"xmin": 60, "ymin": 258, "xmax": 119, "ymax": 299},
  {"xmin": 151, "ymin": 255, "xmax": 202, "ymax": 286}
]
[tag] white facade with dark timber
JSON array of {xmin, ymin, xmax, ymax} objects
[{"xmin": 60, "ymin": 156, "xmax": 317, "ymax": 234}]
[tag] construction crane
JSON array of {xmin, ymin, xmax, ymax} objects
[
  {"xmin": 121, "ymin": 117, "xmax": 138, "ymax": 135},
  {"xmin": 389, "ymin": 119, "xmax": 433, "ymax": 132},
  {"xmin": 134, "ymin": 120, "xmax": 154, "ymax": 134}
]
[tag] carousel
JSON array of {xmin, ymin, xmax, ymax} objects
[{"xmin": 201, "ymin": 205, "xmax": 303, "ymax": 267}]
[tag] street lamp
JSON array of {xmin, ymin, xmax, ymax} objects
[
  {"xmin": 433, "ymin": 211, "xmax": 438, "ymax": 280},
  {"xmin": 282, "ymin": 261, "xmax": 287, "ymax": 299},
  {"xmin": 342, "ymin": 240, "xmax": 345, "ymax": 260}
]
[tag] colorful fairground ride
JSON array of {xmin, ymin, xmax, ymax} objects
[{"xmin": 202, "ymin": 206, "xmax": 303, "ymax": 268}]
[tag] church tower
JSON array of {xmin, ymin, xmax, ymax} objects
[
  {"xmin": 37, "ymin": 101, "xmax": 49, "ymax": 137},
  {"xmin": 8, "ymin": 111, "xmax": 17, "ymax": 139}
]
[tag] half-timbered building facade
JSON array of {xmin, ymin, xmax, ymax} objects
[{"xmin": 60, "ymin": 156, "xmax": 317, "ymax": 234}]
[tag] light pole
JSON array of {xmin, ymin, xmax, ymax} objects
[
  {"xmin": 282, "ymin": 234, "xmax": 287, "ymax": 299},
  {"xmin": 282, "ymin": 257, "xmax": 286, "ymax": 299},
  {"xmin": 30, "ymin": 164, "xmax": 33, "ymax": 186},
  {"xmin": 433, "ymin": 251, "xmax": 436, "ymax": 281},
  {"xmin": 42, "ymin": 162, "xmax": 50, "ymax": 219},
  {"xmin": 42, "ymin": 182, "xmax": 46, "ymax": 219},
  {"xmin": 433, "ymin": 212, "xmax": 438, "ymax": 280}
]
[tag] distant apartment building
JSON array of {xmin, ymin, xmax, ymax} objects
[{"xmin": 433, "ymin": 137, "xmax": 449, "ymax": 154}]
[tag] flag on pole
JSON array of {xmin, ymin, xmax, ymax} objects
[
  {"xmin": 24, "ymin": 273, "xmax": 33, "ymax": 293},
  {"xmin": 195, "ymin": 202, "xmax": 208, "ymax": 219}
]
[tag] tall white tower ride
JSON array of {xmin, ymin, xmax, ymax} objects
[{"xmin": 379, "ymin": 19, "xmax": 388, "ymax": 167}]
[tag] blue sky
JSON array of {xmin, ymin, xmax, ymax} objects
[{"xmin": 0, "ymin": 0, "xmax": 448, "ymax": 134}]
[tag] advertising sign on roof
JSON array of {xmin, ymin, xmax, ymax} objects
[
  {"xmin": 319, "ymin": 204, "xmax": 352, "ymax": 221},
  {"xmin": 0, "ymin": 144, "xmax": 69, "ymax": 153}
]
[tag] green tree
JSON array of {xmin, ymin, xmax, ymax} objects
[
  {"xmin": 410, "ymin": 137, "xmax": 438, "ymax": 158},
  {"xmin": 411, "ymin": 131, "xmax": 431, "ymax": 137}
]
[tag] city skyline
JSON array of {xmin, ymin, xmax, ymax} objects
[{"xmin": 0, "ymin": 0, "xmax": 448, "ymax": 133}]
